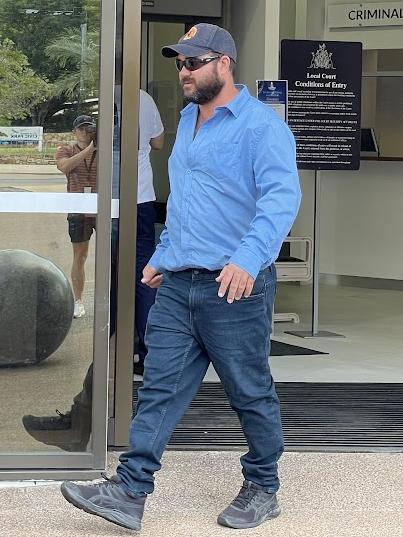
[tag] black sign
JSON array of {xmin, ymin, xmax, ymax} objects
[{"xmin": 281, "ymin": 40, "xmax": 362, "ymax": 170}]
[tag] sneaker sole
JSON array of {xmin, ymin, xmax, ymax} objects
[
  {"xmin": 60, "ymin": 483, "xmax": 141, "ymax": 531},
  {"xmin": 22, "ymin": 416, "xmax": 71, "ymax": 432},
  {"xmin": 22, "ymin": 425, "xmax": 88, "ymax": 451},
  {"xmin": 217, "ymin": 505, "xmax": 281, "ymax": 529}
]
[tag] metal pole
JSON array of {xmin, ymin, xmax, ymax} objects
[
  {"xmin": 286, "ymin": 169, "xmax": 344, "ymax": 339},
  {"xmin": 110, "ymin": 0, "xmax": 141, "ymax": 448},
  {"xmin": 91, "ymin": 0, "xmax": 116, "ymax": 469},
  {"xmin": 79, "ymin": 22, "xmax": 88, "ymax": 111},
  {"xmin": 312, "ymin": 169, "xmax": 320, "ymax": 335}
]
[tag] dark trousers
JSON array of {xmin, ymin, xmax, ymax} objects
[
  {"xmin": 117, "ymin": 265, "xmax": 284, "ymax": 495},
  {"xmin": 110, "ymin": 201, "xmax": 157, "ymax": 363},
  {"xmin": 71, "ymin": 202, "xmax": 157, "ymax": 427}
]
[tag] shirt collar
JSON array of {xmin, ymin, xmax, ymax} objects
[{"xmin": 180, "ymin": 84, "xmax": 250, "ymax": 118}]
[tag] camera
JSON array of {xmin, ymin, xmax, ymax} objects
[{"xmin": 86, "ymin": 125, "xmax": 97, "ymax": 147}]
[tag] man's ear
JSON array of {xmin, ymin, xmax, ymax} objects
[{"xmin": 219, "ymin": 55, "xmax": 231, "ymax": 74}]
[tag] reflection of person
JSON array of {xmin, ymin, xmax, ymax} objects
[
  {"xmin": 22, "ymin": 364, "xmax": 93, "ymax": 452},
  {"xmin": 110, "ymin": 90, "xmax": 164, "ymax": 376},
  {"xmin": 62, "ymin": 23, "xmax": 301, "ymax": 532},
  {"xmin": 56, "ymin": 115, "xmax": 97, "ymax": 318}
]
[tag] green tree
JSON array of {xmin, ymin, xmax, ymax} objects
[
  {"xmin": 0, "ymin": 0, "xmax": 101, "ymax": 125},
  {"xmin": 84, "ymin": 0, "xmax": 100, "ymax": 29},
  {"xmin": 45, "ymin": 28, "xmax": 99, "ymax": 100},
  {"xmin": 0, "ymin": 39, "xmax": 50, "ymax": 124}
]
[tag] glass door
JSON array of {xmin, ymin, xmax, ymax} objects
[
  {"xmin": 142, "ymin": 21, "xmax": 185, "ymax": 205},
  {"xmin": 0, "ymin": 0, "xmax": 115, "ymax": 478}
]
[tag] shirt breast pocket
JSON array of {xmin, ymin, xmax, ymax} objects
[{"xmin": 208, "ymin": 141, "xmax": 240, "ymax": 180}]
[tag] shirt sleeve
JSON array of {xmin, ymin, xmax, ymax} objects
[
  {"xmin": 148, "ymin": 191, "xmax": 172, "ymax": 270},
  {"xmin": 150, "ymin": 98, "xmax": 164, "ymax": 139},
  {"xmin": 229, "ymin": 119, "xmax": 302, "ymax": 279},
  {"xmin": 148, "ymin": 226, "xmax": 170, "ymax": 271}
]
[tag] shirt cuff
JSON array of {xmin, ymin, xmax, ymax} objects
[
  {"xmin": 148, "ymin": 249, "xmax": 164, "ymax": 272},
  {"xmin": 229, "ymin": 247, "xmax": 264, "ymax": 280}
]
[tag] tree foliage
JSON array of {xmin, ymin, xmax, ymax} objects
[
  {"xmin": 45, "ymin": 28, "xmax": 99, "ymax": 99},
  {"xmin": 0, "ymin": 1, "xmax": 97, "ymax": 81},
  {"xmin": 0, "ymin": 38, "xmax": 50, "ymax": 123},
  {"xmin": 0, "ymin": 0, "xmax": 101, "ymax": 125}
]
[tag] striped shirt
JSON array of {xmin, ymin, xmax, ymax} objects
[{"xmin": 56, "ymin": 144, "xmax": 97, "ymax": 193}]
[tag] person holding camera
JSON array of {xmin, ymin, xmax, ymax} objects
[{"xmin": 56, "ymin": 115, "xmax": 97, "ymax": 318}]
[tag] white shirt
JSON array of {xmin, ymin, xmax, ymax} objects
[{"xmin": 138, "ymin": 89, "xmax": 164, "ymax": 204}]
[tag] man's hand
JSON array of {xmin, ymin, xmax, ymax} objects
[
  {"xmin": 56, "ymin": 141, "xmax": 96, "ymax": 175},
  {"xmin": 141, "ymin": 264, "xmax": 163, "ymax": 288},
  {"xmin": 84, "ymin": 140, "xmax": 95, "ymax": 156},
  {"xmin": 215, "ymin": 263, "xmax": 254, "ymax": 304}
]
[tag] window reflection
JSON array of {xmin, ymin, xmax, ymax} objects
[{"xmin": 0, "ymin": 0, "xmax": 102, "ymax": 453}]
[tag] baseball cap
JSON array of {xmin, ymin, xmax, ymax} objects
[
  {"xmin": 72, "ymin": 115, "xmax": 96, "ymax": 129},
  {"xmin": 161, "ymin": 23, "xmax": 237, "ymax": 62}
]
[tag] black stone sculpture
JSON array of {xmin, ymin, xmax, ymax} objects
[{"xmin": 0, "ymin": 250, "xmax": 74, "ymax": 366}]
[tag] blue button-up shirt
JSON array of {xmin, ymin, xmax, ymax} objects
[{"xmin": 149, "ymin": 85, "xmax": 301, "ymax": 279}]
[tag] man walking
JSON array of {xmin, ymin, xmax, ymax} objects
[{"xmin": 61, "ymin": 23, "xmax": 301, "ymax": 531}]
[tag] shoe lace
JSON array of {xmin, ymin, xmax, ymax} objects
[
  {"xmin": 232, "ymin": 483, "xmax": 257, "ymax": 509},
  {"xmin": 97, "ymin": 472, "xmax": 120, "ymax": 487}
]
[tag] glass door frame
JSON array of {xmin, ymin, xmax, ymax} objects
[
  {"xmin": 110, "ymin": 10, "xmax": 225, "ymax": 449},
  {"xmin": 108, "ymin": 0, "xmax": 141, "ymax": 448},
  {"xmin": 0, "ymin": 0, "xmax": 116, "ymax": 480}
]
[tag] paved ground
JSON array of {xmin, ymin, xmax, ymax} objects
[
  {"xmin": 1, "ymin": 451, "xmax": 403, "ymax": 537},
  {"xmin": 0, "ymin": 164, "xmax": 61, "ymax": 175}
]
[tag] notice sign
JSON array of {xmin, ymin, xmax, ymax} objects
[
  {"xmin": 0, "ymin": 126, "xmax": 43, "ymax": 151},
  {"xmin": 328, "ymin": 2, "xmax": 403, "ymax": 28},
  {"xmin": 257, "ymin": 80, "xmax": 288, "ymax": 122},
  {"xmin": 281, "ymin": 40, "xmax": 362, "ymax": 170}
]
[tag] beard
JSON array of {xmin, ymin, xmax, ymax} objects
[{"xmin": 181, "ymin": 68, "xmax": 224, "ymax": 105}]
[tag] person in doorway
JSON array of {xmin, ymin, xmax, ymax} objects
[
  {"xmin": 110, "ymin": 89, "xmax": 164, "ymax": 376},
  {"xmin": 56, "ymin": 115, "xmax": 97, "ymax": 318},
  {"xmin": 60, "ymin": 23, "xmax": 301, "ymax": 531}
]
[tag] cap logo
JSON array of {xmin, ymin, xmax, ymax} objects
[{"xmin": 182, "ymin": 26, "xmax": 197, "ymax": 41}]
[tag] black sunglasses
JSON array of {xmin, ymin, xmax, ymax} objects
[{"xmin": 175, "ymin": 55, "xmax": 221, "ymax": 72}]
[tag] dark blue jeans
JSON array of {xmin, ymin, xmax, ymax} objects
[
  {"xmin": 110, "ymin": 202, "xmax": 157, "ymax": 362},
  {"xmin": 117, "ymin": 265, "xmax": 284, "ymax": 495}
]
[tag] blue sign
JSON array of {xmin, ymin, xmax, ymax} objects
[{"xmin": 256, "ymin": 80, "xmax": 288, "ymax": 123}]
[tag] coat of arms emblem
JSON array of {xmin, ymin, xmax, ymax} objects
[{"xmin": 309, "ymin": 43, "xmax": 335, "ymax": 69}]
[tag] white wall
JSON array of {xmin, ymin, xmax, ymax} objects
[
  {"xmin": 325, "ymin": 0, "xmax": 403, "ymax": 49},
  {"xmin": 293, "ymin": 162, "xmax": 403, "ymax": 280},
  {"xmin": 280, "ymin": 0, "xmax": 296, "ymax": 40},
  {"xmin": 304, "ymin": 0, "xmax": 403, "ymax": 48},
  {"xmin": 290, "ymin": 0, "xmax": 403, "ymax": 280},
  {"xmin": 228, "ymin": 0, "xmax": 280, "ymax": 91}
]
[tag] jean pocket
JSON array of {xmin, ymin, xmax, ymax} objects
[{"xmin": 239, "ymin": 273, "xmax": 266, "ymax": 300}]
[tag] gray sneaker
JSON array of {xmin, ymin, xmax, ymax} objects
[
  {"xmin": 217, "ymin": 480, "xmax": 281, "ymax": 529},
  {"xmin": 61, "ymin": 474, "xmax": 146, "ymax": 531}
]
